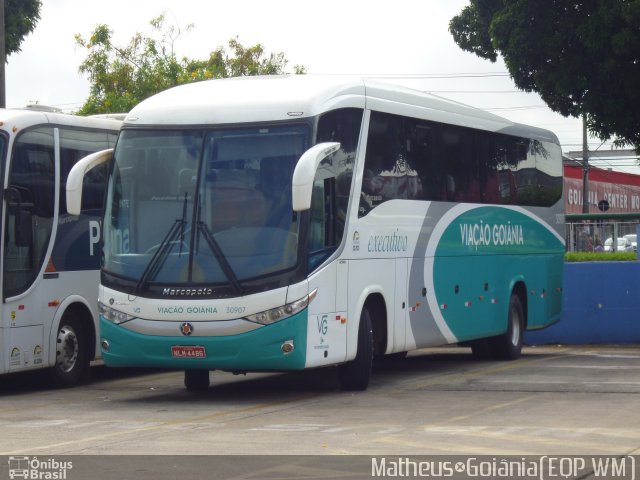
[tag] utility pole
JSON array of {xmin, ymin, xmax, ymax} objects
[
  {"xmin": 0, "ymin": 0, "xmax": 5, "ymax": 108},
  {"xmin": 581, "ymin": 114, "xmax": 589, "ymax": 213}
]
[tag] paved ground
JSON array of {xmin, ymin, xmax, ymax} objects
[{"xmin": 1, "ymin": 345, "xmax": 638, "ymax": 460}]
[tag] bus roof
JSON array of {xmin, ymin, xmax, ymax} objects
[
  {"xmin": 0, "ymin": 108, "xmax": 122, "ymax": 134},
  {"xmin": 124, "ymin": 75, "xmax": 559, "ymax": 144}
]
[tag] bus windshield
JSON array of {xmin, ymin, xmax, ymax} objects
[{"xmin": 103, "ymin": 125, "xmax": 309, "ymax": 295}]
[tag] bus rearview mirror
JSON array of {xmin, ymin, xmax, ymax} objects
[
  {"xmin": 66, "ymin": 149, "xmax": 114, "ymax": 215},
  {"xmin": 291, "ymin": 142, "xmax": 340, "ymax": 212}
]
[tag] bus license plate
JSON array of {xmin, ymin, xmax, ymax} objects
[{"xmin": 171, "ymin": 346, "xmax": 206, "ymax": 358}]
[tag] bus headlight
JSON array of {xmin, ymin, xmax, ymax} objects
[
  {"xmin": 245, "ymin": 289, "xmax": 317, "ymax": 326},
  {"xmin": 99, "ymin": 301, "xmax": 135, "ymax": 325}
]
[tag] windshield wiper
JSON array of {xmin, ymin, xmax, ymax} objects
[
  {"xmin": 196, "ymin": 220, "xmax": 244, "ymax": 296},
  {"xmin": 136, "ymin": 193, "xmax": 189, "ymax": 292}
]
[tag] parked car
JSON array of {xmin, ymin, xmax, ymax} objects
[
  {"xmin": 623, "ymin": 234, "xmax": 637, "ymax": 252},
  {"xmin": 604, "ymin": 237, "xmax": 634, "ymax": 252}
]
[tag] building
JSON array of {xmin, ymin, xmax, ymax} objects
[{"xmin": 563, "ymin": 151, "xmax": 640, "ymax": 215}]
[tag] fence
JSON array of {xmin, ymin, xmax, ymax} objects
[
  {"xmin": 524, "ymin": 261, "xmax": 640, "ymax": 344},
  {"xmin": 566, "ymin": 213, "xmax": 640, "ymax": 252}
]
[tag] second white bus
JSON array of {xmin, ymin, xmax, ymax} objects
[{"xmin": 2, "ymin": 107, "xmax": 120, "ymax": 386}]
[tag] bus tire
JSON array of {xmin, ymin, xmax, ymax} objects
[
  {"xmin": 184, "ymin": 369, "xmax": 210, "ymax": 391},
  {"xmin": 495, "ymin": 293, "xmax": 524, "ymax": 360},
  {"xmin": 49, "ymin": 315, "xmax": 88, "ymax": 388},
  {"xmin": 339, "ymin": 308, "xmax": 373, "ymax": 391},
  {"xmin": 471, "ymin": 293, "xmax": 524, "ymax": 360}
]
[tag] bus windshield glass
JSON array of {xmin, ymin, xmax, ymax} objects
[{"xmin": 103, "ymin": 125, "xmax": 309, "ymax": 293}]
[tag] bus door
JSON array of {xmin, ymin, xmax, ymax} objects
[
  {"xmin": 2, "ymin": 126, "xmax": 58, "ymax": 371},
  {"xmin": 306, "ymin": 167, "xmax": 349, "ymax": 367}
]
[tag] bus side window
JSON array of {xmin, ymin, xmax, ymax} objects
[
  {"xmin": 360, "ymin": 111, "xmax": 427, "ymax": 216},
  {"xmin": 308, "ymin": 166, "xmax": 341, "ymax": 272},
  {"xmin": 359, "ymin": 112, "xmax": 395, "ymax": 215},
  {"xmin": 407, "ymin": 120, "xmax": 437, "ymax": 201},
  {"xmin": 317, "ymin": 108, "xmax": 360, "ymax": 223},
  {"xmin": 477, "ymin": 132, "xmax": 501, "ymax": 204},
  {"xmin": 532, "ymin": 140, "xmax": 562, "ymax": 207},
  {"xmin": 441, "ymin": 126, "xmax": 479, "ymax": 202},
  {"xmin": 309, "ymin": 179, "xmax": 326, "ymax": 254}
]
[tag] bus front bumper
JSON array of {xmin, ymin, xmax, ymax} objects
[{"xmin": 99, "ymin": 310, "xmax": 308, "ymax": 371}]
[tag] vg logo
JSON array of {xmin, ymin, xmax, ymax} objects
[{"xmin": 317, "ymin": 315, "xmax": 328, "ymax": 335}]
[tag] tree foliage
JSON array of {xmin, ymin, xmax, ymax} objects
[
  {"xmin": 449, "ymin": 0, "xmax": 640, "ymax": 149},
  {"xmin": 75, "ymin": 14, "xmax": 306, "ymax": 115},
  {"xmin": 5, "ymin": 0, "xmax": 42, "ymax": 57}
]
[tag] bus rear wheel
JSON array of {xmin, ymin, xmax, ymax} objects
[
  {"xmin": 184, "ymin": 369, "xmax": 210, "ymax": 391},
  {"xmin": 471, "ymin": 293, "xmax": 524, "ymax": 360},
  {"xmin": 49, "ymin": 316, "xmax": 88, "ymax": 387},
  {"xmin": 497, "ymin": 293, "xmax": 524, "ymax": 360},
  {"xmin": 339, "ymin": 308, "xmax": 373, "ymax": 391}
]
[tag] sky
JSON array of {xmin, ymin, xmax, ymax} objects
[{"xmin": 6, "ymin": 0, "xmax": 637, "ymax": 172}]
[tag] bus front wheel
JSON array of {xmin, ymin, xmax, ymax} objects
[
  {"xmin": 49, "ymin": 316, "xmax": 88, "ymax": 387},
  {"xmin": 339, "ymin": 308, "xmax": 373, "ymax": 391},
  {"xmin": 184, "ymin": 369, "xmax": 210, "ymax": 391}
]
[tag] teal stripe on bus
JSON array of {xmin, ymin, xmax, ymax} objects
[{"xmin": 432, "ymin": 206, "xmax": 564, "ymax": 341}]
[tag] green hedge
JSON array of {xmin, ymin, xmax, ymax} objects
[{"xmin": 565, "ymin": 252, "xmax": 638, "ymax": 262}]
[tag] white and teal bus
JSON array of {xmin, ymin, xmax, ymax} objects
[
  {"xmin": 67, "ymin": 76, "xmax": 564, "ymax": 391},
  {"xmin": 1, "ymin": 107, "xmax": 120, "ymax": 386}
]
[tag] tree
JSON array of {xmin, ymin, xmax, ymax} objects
[
  {"xmin": 5, "ymin": 0, "xmax": 41, "ymax": 57},
  {"xmin": 449, "ymin": 0, "xmax": 640, "ymax": 149},
  {"xmin": 75, "ymin": 14, "xmax": 305, "ymax": 115}
]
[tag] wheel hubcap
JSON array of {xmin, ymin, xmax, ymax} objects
[
  {"xmin": 56, "ymin": 325, "xmax": 79, "ymax": 373},
  {"xmin": 510, "ymin": 309, "xmax": 521, "ymax": 346}
]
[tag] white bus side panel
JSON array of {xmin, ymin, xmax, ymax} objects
[
  {"xmin": 1, "ymin": 270, "xmax": 100, "ymax": 374},
  {"xmin": 346, "ymin": 258, "xmax": 395, "ymax": 360},
  {"xmin": 1, "ymin": 325, "xmax": 44, "ymax": 373},
  {"xmin": 3, "ymin": 278, "xmax": 56, "ymax": 373},
  {"xmin": 344, "ymin": 200, "xmax": 462, "ymax": 353}
]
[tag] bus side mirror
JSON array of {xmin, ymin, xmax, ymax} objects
[
  {"xmin": 291, "ymin": 142, "xmax": 340, "ymax": 212},
  {"xmin": 66, "ymin": 148, "xmax": 113, "ymax": 215}
]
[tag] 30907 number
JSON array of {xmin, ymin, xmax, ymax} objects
[{"xmin": 226, "ymin": 306, "xmax": 246, "ymax": 314}]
